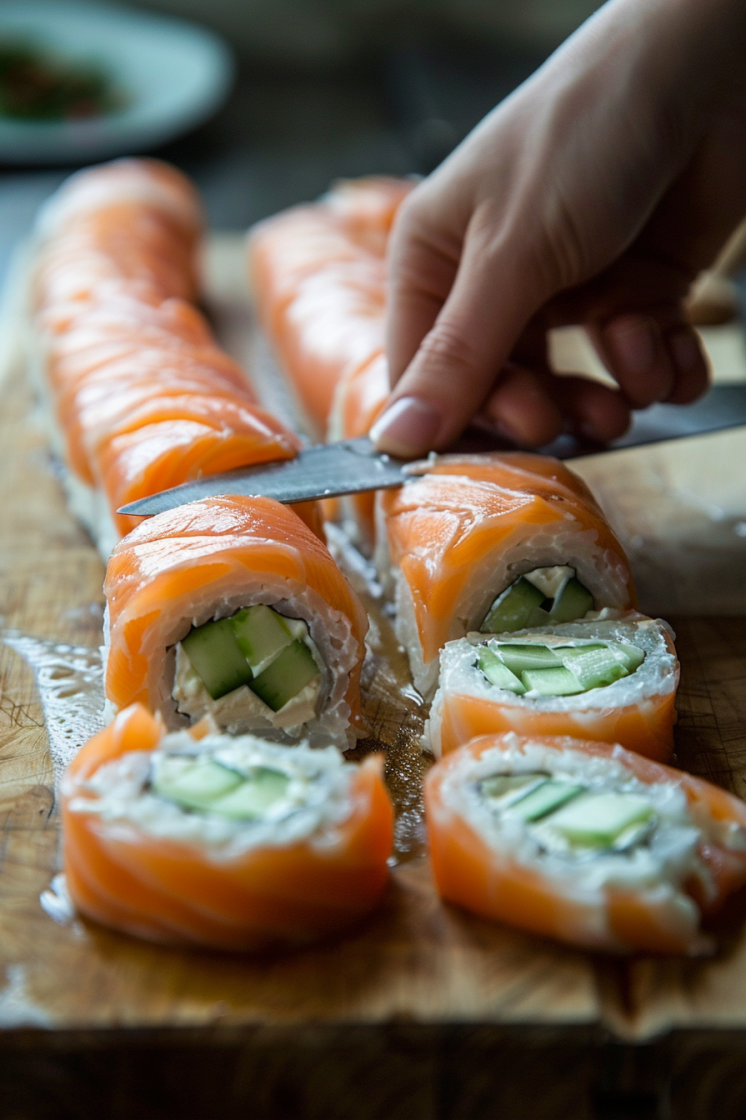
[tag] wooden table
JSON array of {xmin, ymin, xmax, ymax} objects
[{"xmin": 3, "ymin": 297, "xmax": 746, "ymax": 1120}]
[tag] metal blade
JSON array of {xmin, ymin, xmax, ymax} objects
[
  {"xmin": 117, "ymin": 385, "xmax": 746, "ymax": 517},
  {"xmin": 117, "ymin": 438, "xmax": 411, "ymax": 516}
]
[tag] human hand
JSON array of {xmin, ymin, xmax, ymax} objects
[{"xmin": 371, "ymin": 0, "xmax": 746, "ymax": 456}]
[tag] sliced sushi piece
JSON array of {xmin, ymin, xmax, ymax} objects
[
  {"xmin": 61, "ymin": 704, "xmax": 393, "ymax": 950},
  {"xmin": 103, "ymin": 495, "xmax": 368, "ymax": 747},
  {"xmin": 427, "ymin": 616, "xmax": 679, "ymax": 762},
  {"xmin": 375, "ymin": 452, "xmax": 636, "ymax": 698},
  {"xmin": 425, "ymin": 732, "xmax": 746, "ymax": 954}
]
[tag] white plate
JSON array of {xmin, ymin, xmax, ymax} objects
[{"xmin": 0, "ymin": 0, "xmax": 234, "ymax": 164}]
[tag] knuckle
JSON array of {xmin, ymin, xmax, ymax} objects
[{"xmin": 417, "ymin": 320, "xmax": 483, "ymax": 377}]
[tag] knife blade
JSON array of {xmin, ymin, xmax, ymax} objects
[{"xmin": 117, "ymin": 384, "xmax": 746, "ymax": 517}]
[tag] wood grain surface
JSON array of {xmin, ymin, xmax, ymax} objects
[{"xmin": 4, "ymin": 260, "xmax": 746, "ymax": 1116}]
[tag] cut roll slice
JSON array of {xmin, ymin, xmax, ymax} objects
[
  {"xmin": 426, "ymin": 615, "xmax": 679, "ymax": 762},
  {"xmin": 104, "ymin": 495, "xmax": 369, "ymax": 747},
  {"xmin": 375, "ymin": 453, "xmax": 635, "ymax": 697},
  {"xmin": 61, "ymin": 704, "xmax": 394, "ymax": 950},
  {"xmin": 425, "ymin": 731, "xmax": 746, "ymax": 954}
]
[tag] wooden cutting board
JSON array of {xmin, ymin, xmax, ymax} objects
[{"xmin": 3, "ymin": 241, "xmax": 746, "ymax": 1119}]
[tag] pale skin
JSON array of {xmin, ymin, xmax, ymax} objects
[{"xmin": 370, "ymin": 0, "xmax": 746, "ymax": 457}]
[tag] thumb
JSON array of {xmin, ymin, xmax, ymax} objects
[{"xmin": 372, "ymin": 214, "xmax": 548, "ymax": 456}]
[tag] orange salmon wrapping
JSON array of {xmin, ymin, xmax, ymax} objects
[
  {"xmin": 28, "ymin": 158, "xmax": 319, "ymax": 555},
  {"xmin": 104, "ymin": 496, "xmax": 369, "ymax": 746},
  {"xmin": 61, "ymin": 704, "xmax": 393, "ymax": 950},
  {"xmin": 425, "ymin": 733, "xmax": 746, "ymax": 955},
  {"xmin": 376, "ymin": 453, "xmax": 636, "ymax": 697}
]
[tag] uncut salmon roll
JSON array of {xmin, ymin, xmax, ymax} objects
[
  {"xmin": 104, "ymin": 496, "xmax": 368, "ymax": 747},
  {"xmin": 427, "ymin": 616, "xmax": 679, "ymax": 762},
  {"xmin": 248, "ymin": 177, "xmax": 413, "ymax": 436},
  {"xmin": 61, "ymin": 704, "xmax": 393, "ymax": 950},
  {"xmin": 375, "ymin": 452, "xmax": 635, "ymax": 697},
  {"xmin": 425, "ymin": 732, "xmax": 746, "ymax": 955}
]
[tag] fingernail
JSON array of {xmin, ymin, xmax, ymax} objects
[
  {"xmin": 369, "ymin": 396, "xmax": 442, "ymax": 457},
  {"xmin": 606, "ymin": 316, "xmax": 656, "ymax": 375},
  {"xmin": 669, "ymin": 328, "xmax": 703, "ymax": 375}
]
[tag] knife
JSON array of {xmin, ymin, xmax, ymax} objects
[{"xmin": 118, "ymin": 383, "xmax": 746, "ymax": 517}]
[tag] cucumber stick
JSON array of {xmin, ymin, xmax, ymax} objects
[
  {"xmin": 480, "ymin": 773, "xmax": 656, "ymax": 850},
  {"xmin": 153, "ymin": 758, "xmax": 243, "ymax": 810},
  {"xmin": 546, "ymin": 792, "xmax": 653, "ymax": 847},
  {"xmin": 181, "ymin": 619, "xmax": 252, "ymax": 701},
  {"xmin": 477, "ymin": 649, "xmax": 525, "ymax": 693},
  {"xmin": 549, "ymin": 577, "xmax": 593, "ymax": 622},
  {"xmin": 480, "ymin": 577, "xmax": 544, "ymax": 633},
  {"xmin": 210, "ymin": 767, "xmax": 290, "ymax": 819},
  {"xmin": 154, "ymin": 759, "xmax": 290, "ymax": 820},
  {"xmin": 481, "ymin": 569, "xmax": 594, "ymax": 634},
  {"xmin": 249, "ymin": 640, "xmax": 319, "ymax": 712},
  {"xmin": 181, "ymin": 605, "xmax": 321, "ymax": 711},
  {"xmin": 478, "ymin": 638, "xmax": 645, "ymax": 697},
  {"xmin": 231, "ymin": 605, "xmax": 294, "ymax": 675},
  {"xmin": 505, "ymin": 779, "xmax": 584, "ymax": 822}
]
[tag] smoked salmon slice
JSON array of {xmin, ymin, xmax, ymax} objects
[
  {"xmin": 425, "ymin": 732, "xmax": 746, "ymax": 954},
  {"xmin": 62, "ymin": 704, "xmax": 393, "ymax": 950}
]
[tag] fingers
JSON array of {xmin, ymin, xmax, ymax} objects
[
  {"xmin": 598, "ymin": 315, "xmax": 676, "ymax": 405},
  {"xmin": 480, "ymin": 366, "xmax": 564, "ymax": 446},
  {"xmin": 385, "ymin": 193, "xmax": 461, "ymax": 385},
  {"xmin": 591, "ymin": 313, "xmax": 709, "ymax": 406},
  {"xmin": 549, "ymin": 376, "xmax": 631, "ymax": 442},
  {"xmin": 373, "ymin": 219, "xmax": 545, "ymax": 457},
  {"xmin": 664, "ymin": 324, "xmax": 711, "ymax": 402},
  {"xmin": 479, "ymin": 368, "xmax": 631, "ymax": 448}
]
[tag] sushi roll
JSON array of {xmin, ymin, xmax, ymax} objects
[
  {"xmin": 425, "ymin": 732, "xmax": 746, "ymax": 955},
  {"xmin": 375, "ymin": 452, "xmax": 635, "ymax": 697},
  {"xmin": 61, "ymin": 704, "xmax": 393, "ymax": 950},
  {"xmin": 104, "ymin": 496, "xmax": 369, "ymax": 747},
  {"xmin": 25, "ymin": 159, "xmax": 319, "ymax": 558},
  {"xmin": 427, "ymin": 616, "xmax": 679, "ymax": 762}
]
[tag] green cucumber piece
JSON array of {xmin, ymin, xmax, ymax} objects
[
  {"xmin": 558, "ymin": 646, "xmax": 629, "ymax": 691},
  {"xmin": 477, "ymin": 649, "xmax": 526, "ymax": 693},
  {"xmin": 549, "ymin": 577, "xmax": 594, "ymax": 622},
  {"xmin": 249, "ymin": 640, "xmax": 320, "ymax": 712},
  {"xmin": 546, "ymin": 792, "xmax": 654, "ymax": 847},
  {"xmin": 481, "ymin": 773, "xmax": 547, "ymax": 803},
  {"xmin": 521, "ymin": 666, "xmax": 586, "ymax": 695},
  {"xmin": 181, "ymin": 618, "xmax": 252, "ymax": 701},
  {"xmin": 608, "ymin": 641, "xmax": 645, "ymax": 673},
  {"xmin": 480, "ymin": 577, "xmax": 545, "ymax": 634},
  {"xmin": 153, "ymin": 757, "xmax": 243, "ymax": 811},
  {"xmin": 506, "ymin": 779, "xmax": 584, "ymax": 822},
  {"xmin": 231, "ymin": 604, "xmax": 293, "ymax": 675},
  {"xmin": 495, "ymin": 643, "xmax": 563, "ymax": 674},
  {"xmin": 210, "ymin": 766, "xmax": 291, "ymax": 820}
]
